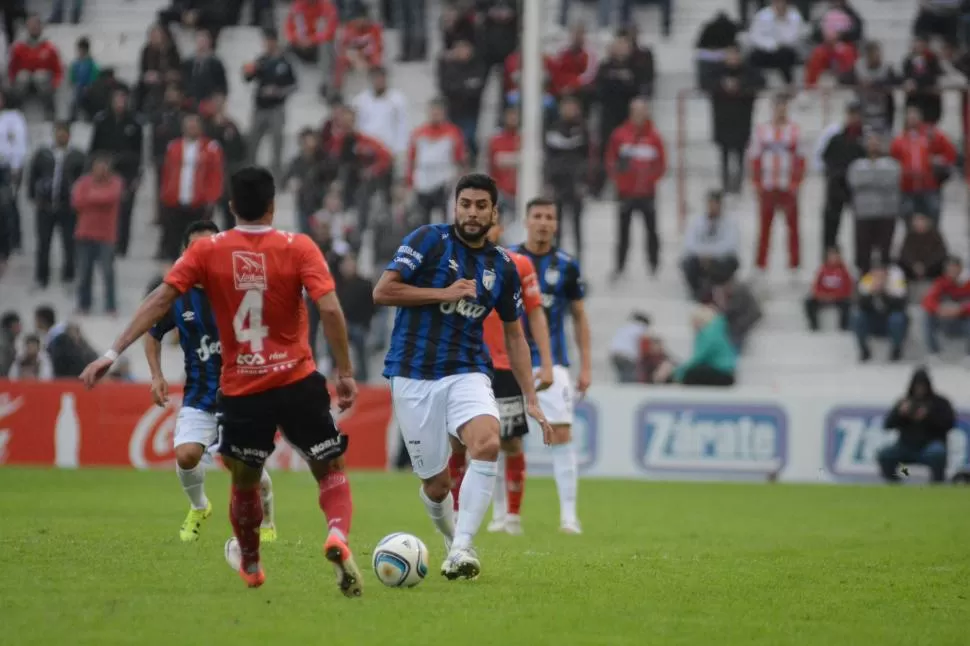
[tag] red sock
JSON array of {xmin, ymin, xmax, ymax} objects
[
  {"xmin": 506, "ymin": 453, "xmax": 526, "ymax": 516},
  {"xmin": 318, "ymin": 471, "xmax": 353, "ymax": 542},
  {"xmin": 230, "ymin": 485, "xmax": 263, "ymax": 568},
  {"xmin": 447, "ymin": 452, "xmax": 466, "ymax": 512}
]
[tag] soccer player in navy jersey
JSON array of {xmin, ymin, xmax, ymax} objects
[
  {"xmin": 513, "ymin": 197, "xmax": 592, "ymax": 534},
  {"xmin": 144, "ymin": 221, "xmax": 277, "ymax": 544},
  {"xmin": 373, "ymin": 173, "xmax": 553, "ymax": 580}
]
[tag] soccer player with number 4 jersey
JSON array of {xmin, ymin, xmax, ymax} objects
[
  {"xmin": 373, "ymin": 173, "xmax": 553, "ymax": 580},
  {"xmin": 81, "ymin": 167, "xmax": 363, "ymax": 597}
]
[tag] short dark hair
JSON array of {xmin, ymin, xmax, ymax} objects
[
  {"xmin": 525, "ymin": 196, "xmax": 556, "ymax": 215},
  {"xmin": 454, "ymin": 173, "xmax": 498, "ymax": 207},
  {"xmin": 77, "ymin": 36, "xmax": 90, "ymax": 51},
  {"xmin": 182, "ymin": 220, "xmax": 220, "ymax": 249},
  {"xmin": 1, "ymin": 311, "xmax": 19, "ymax": 330},
  {"xmin": 35, "ymin": 305, "xmax": 56, "ymax": 328},
  {"xmin": 23, "ymin": 334, "xmax": 41, "ymax": 346},
  {"xmin": 230, "ymin": 166, "xmax": 276, "ymax": 222},
  {"xmin": 262, "ymin": 27, "xmax": 278, "ymax": 41},
  {"xmin": 53, "ymin": 120, "xmax": 70, "ymax": 134}
]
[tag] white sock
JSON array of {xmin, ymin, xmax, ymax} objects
[
  {"xmin": 259, "ymin": 469, "xmax": 275, "ymax": 527},
  {"xmin": 177, "ymin": 463, "xmax": 208, "ymax": 510},
  {"xmin": 419, "ymin": 486, "xmax": 455, "ymax": 543},
  {"xmin": 491, "ymin": 452, "xmax": 507, "ymax": 522},
  {"xmin": 454, "ymin": 459, "xmax": 497, "ymax": 550},
  {"xmin": 551, "ymin": 443, "xmax": 578, "ymax": 525}
]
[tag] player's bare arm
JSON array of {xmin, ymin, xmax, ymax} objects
[
  {"xmin": 526, "ymin": 306, "xmax": 554, "ymax": 391},
  {"xmin": 373, "ymin": 271, "xmax": 477, "ymax": 306},
  {"xmin": 315, "ymin": 291, "xmax": 357, "ymax": 411},
  {"xmin": 570, "ymin": 299, "xmax": 592, "ymax": 395},
  {"xmin": 80, "ymin": 284, "xmax": 182, "ymax": 388},
  {"xmin": 504, "ymin": 319, "xmax": 553, "ymax": 445},
  {"xmin": 143, "ymin": 334, "xmax": 169, "ymax": 406}
]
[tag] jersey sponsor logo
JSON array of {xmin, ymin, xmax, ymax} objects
[
  {"xmin": 195, "ymin": 334, "xmax": 221, "ymax": 363},
  {"xmin": 636, "ymin": 403, "xmax": 788, "ymax": 476},
  {"xmin": 225, "ymin": 444, "xmax": 271, "ymax": 462},
  {"xmin": 237, "ymin": 352, "xmax": 266, "ymax": 366},
  {"xmin": 232, "ymin": 251, "xmax": 268, "ymax": 291},
  {"xmin": 541, "ymin": 293, "xmax": 555, "ymax": 309},
  {"xmin": 545, "ymin": 267, "xmax": 560, "ymax": 285},
  {"xmin": 397, "ymin": 245, "xmax": 425, "ymax": 263},
  {"xmin": 523, "ymin": 400, "xmax": 597, "ymax": 473},
  {"xmin": 307, "ymin": 437, "xmax": 343, "ymax": 459},
  {"xmin": 392, "ymin": 255, "xmax": 417, "ymax": 271},
  {"xmin": 269, "ymin": 351, "xmax": 288, "ymax": 361},
  {"xmin": 823, "ymin": 406, "xmax": 970, "ymax": 481},
  {"xmin": 482, "ymin": 268, "xmax": 496, "ymax": 291},
  {"xmin": 439, "ymin": 299, "xmax": 487, "ymax": 319},
  {"xmin": 181, "ymin": 311, "xmax": 196, "ymax": 322},
  {"xmin": 448, "ymin": 258, "xmax": 459, "ymax": 273}
]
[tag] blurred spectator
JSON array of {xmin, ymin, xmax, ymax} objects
[
  {"xmin": 312, "ymin": 188, "xmax": 356, "ymax": 247},
  {"xmin": 901, "ymin": 36, "xmax": 943, "ymax": 125},
  {"xmin": 853, "ymin": 262, "xmax": 909, "ymax": 362},
  {"xmin": 49, "ymin": 0, "xmax": 83, "ymax": 25},
  {"xmin": 89, "ymin": 87, "xmax": 143, "ymax": 257},
  {"xmin": 544, "ymin": 95, "xmax": 590, "ymax": 260},
  {"xmin": 286, "ymin": 0, "xmax": 339, "ymax": 97},
  {"xmin": 816, "ymin": 102, "xmax": 864, "ymax": 253},
  {"xmin": 244, "ymin": 28, "xmax": 298, "ymax": 181},
  {"xmin": 750, "ymin": 94, "xmax": 803, "ymax": 277},
  {"xmin": 748, "ymin": 0, "xmax": 804, "ymax": 85},
  {"xmin": 335, "ymin": 3, "xmax": 384, "ymax": 95},
  {"xmin": 8, "ymin": 333, "xmax": 53, "ymax": 380},
  {"xmin": 551, "ymin": 23, "xmax": 598, "ymax": 109},
  {"xmin": 440, "ymin": 2, "xmax": 476, "ymax": 51},
  {"xmin": 158, "ymin": 1, "xmax": 229, "ymax": 45},
  {"xmin": 136, "ymin": 24, "xmax": 182, "ymax": 116},
  {"xmin": 475, "ymin": 0, "xmax": 519, "ymax": 82},
  {"xmin": 150, "ymin": 83, "xmax": 187, "ymax": 227},
  {"xmin": 890, "ymin": 105, "xmax": 955, "ymax": 225},
  {"xmin": 181, "ymin": 30, "xmax": 228, "ymax": 109},
  {"xmin": 606, "ymin": 97, "xmax": 666, "ymax": 279},
  {"xmin": 0, "ymin": 90, "xmax": 28, "ymax": 252},
  {"xmin": 72, "ymin": 154, "xmax": 122, "ymax": 315},
  {"xmin": 353, "ymin": 66, "xmax": 409, "ymax": 159},
  {"xmin": 594, "ymin": 34, "xmax": 644, "ymax": 187},
  {"xmin": 681, "ymin": 190, "xmax": 739, "ymax": 301},
  {"xmin": 286, "ymin": 127, "xmax": 333, "ymax": 234},
  {"xmin": 406, "ymin": 97, "xmax": 466, "ymax": 227},
  {"xmin": 638, "ymin": 333, "xmax": 674, "ymax": 385},
  {"xmin": 703, "ymin": 44, "xmax": 763, "ymax": 194},
  {"xmin": 811, "ymin": 0, "xmax": 864, "ymax": 45},
  {"xmin": 437, "ymin": 38, "xmax": 487, "ymax": 163},
  {"xmin": 694, "ymin": 11, "xmax": 741, "ymax": 91},
  {"xmin": 159, "ymin": 114, "xmax": 224, "ymax": 261},
  {"xmin": 804, "ymin": 19, "xmax": 857, "ymax": 89},
  {"xmin": 9, "ymin": 15, "xmax": 62, "ymax": 120},
  {"xmin": 27, "ymin": 121, "xmax": 85, "ymax": 289},
  {"xmin": 620, "ymin": 24, "xmax": 656, "ymax": 98},
  {"xmin": 847, "ymin": 132, "xmax": 900, "ymax": 273},
  {"xmin": 921, "ymin": 256, "xmax": 970, "ymax": 359},
  {"xmin": 204, "ymin": 93, "xmax": 248, "ymax": 230},
  {"xmin": 804, "ymin": 245, "xmax": 853, "ymax": 331},
  {"xmin": 911, "ymin": 0, "xmax": 961, "ymax": 49},
  {"xmin": 68, "ymin": 37, "xmax": 99, "ymax": 122},
  {"xmin": 0, "ymin": 0, "xmax": 25, "ymax": 46},
  {"xmin": 848, "ymin": 41, "xmax": 897, "ymax": 135},
  {"xmin": 393, "ymin": 0, "xmax": 428, "ymax": 62},
  {"xmin": 487, "ymin": 105, "xmax": 521, "ymax": 218},
  {"xmin": 335, "ymin": 252, "xmax": 375, "ymax": 382},
  {"xmin": 712, "ymin": 275, "xmax": 762, "ymax": 352},
  {"xmin": 609, "ymin": 311, "xmax": 651, "ymax": 383},
  {"xmin": 659, "ymin": 305, "xmax": 737, "ymax": 387},
  {"xmin": 878, "ymin": 367, "xmax": 953, "ymax": 484},
  {"xmin": 82, "ymin": 67, "xmax": 127, "ymax": 122},
  {"xmin": 897, "ymin": 212, "xmax": 947, "ymax": 282},
  {"xmin": 35, "ymin": 306, "xmax": 97, "ymax": 378},
  {"xmin": 502, "ymin": 46, "xmax": 558, "ymax": 120},
  {"xmin": 0, "ymin": 310, "xmax": 21, "ymax": 376},
  {"xmin": 227, "ymin": 0, "xmax": 274, "ymax": 27}
]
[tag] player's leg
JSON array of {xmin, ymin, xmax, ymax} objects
[
  {"xmin": 258, "ymin": 468, "xmax": 277, "ymax": 543},
  {"xmin": 173, "ymin": 407, "xmax": 217, "ymax": 542},
  {"xmin": 542, "ymin": 366, "xmax": 581, "ymax": 534},
  {"xmin": 501, "ymin": 436, "xmax": 526, "ymax": 535},
  {"xmin": 447, "ymin": 440, "xmax": 467, "ymax": 513},
  {"xmin": 489, "ymin": 369, "xmax": 527, "ymax": 533},
  {"xmin": 486, "ymin": 451, "xmax": 507, "ymax": 532}
]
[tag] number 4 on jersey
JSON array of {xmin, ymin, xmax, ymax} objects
[{"xmin": 233, "ymin": 290, "xmax": 269, "ymax": 352}]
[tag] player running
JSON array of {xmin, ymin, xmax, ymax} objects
[
  {"xmin": 144, "ymin": 220, "xmax": 277, "ymax": 544},
  {"xmin": 80, "ymin": 167, "xmax": 362, "ymax": 596},
  {"xmin": 513, "ymin": 197, "xmax": 592, "ymax": 534},
  {"xmin": 373, "ymin": 173, "xmax": 553, "ymax": 580},
  {"xmin": 447, "ymin": 214, "xmax": 554, "ymax": 535}
]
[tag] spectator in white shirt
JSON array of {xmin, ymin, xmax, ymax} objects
[
  {"xmin": 0, "ymin": 90, "xmax": 28, "ymax": 252},
  {"xmin": 681, "ymin": 190, "xmax": 741, "ymax": 300},
  {"xmin": 352, "ymin": 66, "xmax": 409, "ymax": 158},
  {"xmin": 748, "ymin": 0, "xmax": 804, "ymax": 85},
  {"xmin": 610, "ymin": 312, "xmax": 651, "ymax": 383},
  {"xmin": 8, "ymin": 334, "xmax": 54, "ymax": 381}
]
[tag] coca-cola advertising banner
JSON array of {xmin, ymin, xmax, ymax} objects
[{"xmin": 0, "ymin": 380, "xmax": 392, "ymax": 470}]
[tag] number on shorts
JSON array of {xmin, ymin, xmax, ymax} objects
[{"xmin": 233, "ymin": 290, "xmax": 269, "ymax": 352}]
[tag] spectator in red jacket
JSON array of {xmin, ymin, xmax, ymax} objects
[
  {"xmin": 551, "ymin": 22, "xmax": 599, "ymax": 109},
  {"xmin": 9, "ymin": 15, "xmax": 62, "ymax": 120},
  {"xmin": 890, "ymin": 105, "xmax": 957, "ymax": 225},
  {"xmin": 286, "ymin": 0, "xmax": 339, "ymax": 98},
  {"xmin": 334, "ymin": 4, "xmax": 383, "ymax": 95},
  {"xmin": 502, "ymin": 48, "xmax": 557, "ymax": 117},
  {"xmin": 72, "ymin": 154, "xmax": 123, "ymax": 315},
  {"xmin": 487, "ymin": 105, "xmax": 521, "ymax": 217},
  {"xmin": 804, "ymin": 29, "xmax": 857, "ymax": 88},
  {"xmin": 605, "ymin": 97, "xmax": 666, "ymax": 279},
  {"xmin": 805, "ymin": 245, "xmax": 854, "ymax": 331},
  {"xmin": 922, "ymin": 256, "xmax": 970, "ymax": 359}
]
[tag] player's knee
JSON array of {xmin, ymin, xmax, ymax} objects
[
  {"xmin": 175, "ymin": 444, "xmax": 204, "ymax": 469},
  {"xmin": 469, "ymin": 431, "xmax": 500, "ymax": 462},
  {"xmin": 501, "ymin": 437, "xmax": 522, "ymax": 456},
  {"xmin": 422, "ymin": 473, "xmax": 451, "ymax": 502}
]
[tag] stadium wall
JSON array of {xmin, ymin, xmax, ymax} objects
[{"xmin": 2, "ymin": 381, "xmax": 968, "ymax": 483}]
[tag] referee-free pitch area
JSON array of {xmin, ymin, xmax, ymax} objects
[{"xmin": 1, "ymin": 469, "xmax": 967, "ymax": 646}]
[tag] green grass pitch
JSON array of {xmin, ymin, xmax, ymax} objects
[{"xmin": 1, "ymin": 468, "xmax": 967, "ymax": 645}]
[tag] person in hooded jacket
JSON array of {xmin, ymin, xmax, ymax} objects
[{"xmin": 878, "ymin": 367, "xmax": 954, "ymax": 483}]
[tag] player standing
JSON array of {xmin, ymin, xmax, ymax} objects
[
  {"xmin": 513, "ymin": 197, "xmax": 592, "ymax": 534},
  {"xmin": 80, "ymin": 167, "xmax": 362, "ymax": 596},
  {"xmin": 144, "ymin": 220, "xmax": 277, "ymax": 544},
  {"xmin": 373, "ymin": 173, "xmax": 552, "ymax": 580},
  {"xmin": 447, "ymin": 215, "xmax": 554, "ymax": 535}
]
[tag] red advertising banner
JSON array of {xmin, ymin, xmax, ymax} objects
[{"xmin": 0, "ymin": 380, "xmax": 392, "ymax": 470}]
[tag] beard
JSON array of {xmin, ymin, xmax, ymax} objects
[{"xmin": 456, "ymin": 220, "xmax": 493, "ymax": 243}]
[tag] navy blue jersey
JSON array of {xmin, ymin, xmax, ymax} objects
[
  {"xmin": 513, "ymin": 245, "xmax": 585, "ymax": 367},
  {"xmin": 383, "ymin": 224, "xmax": 524, "ymax": 380},
  {"xmin": 149, "ymin": 287, "xmax": 221, "ymax": 412}
]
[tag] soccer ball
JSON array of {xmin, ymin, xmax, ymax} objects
[{"xmin": 372, "ymin": 533, "xmax": 429, "ymax": 588}]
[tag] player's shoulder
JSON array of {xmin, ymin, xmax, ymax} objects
[
  {"xmin": 487, "ymin": 242, "xmax": 514, "ymax": 265},
  {"xmin": 508, "ymin": 250, "xmax": 536, "ymax": 273},
  {"xmin": 555, "ymin": 248, "xmax": 581, "ymax": 270}
]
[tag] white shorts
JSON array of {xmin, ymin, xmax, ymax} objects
[
  {"xmin": 391, "ymin": 373, "xmax": 500, "ymax": 480},
  {"xmin": 534, "ymin": 365, "xmax": 574, "ymax": 426},
  {"xmin": 174, "ymin": 406, "xmax": 219, "ymax": 450}
]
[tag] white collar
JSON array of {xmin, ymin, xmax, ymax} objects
[{"xmin": 235, "ymin": 225, "xmax": 273, "ymax": 233}]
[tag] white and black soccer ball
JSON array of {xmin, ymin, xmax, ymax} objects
[{"xmin": 372, "ymin": 533, "xmax": 429, "ymax": 588}]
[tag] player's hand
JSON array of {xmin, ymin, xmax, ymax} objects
[
  {"xmin": 79, "ymin": 357, "xmax": 114, "ymax": 389},
  {"xmin": 443, "ymin": 278, "xmax": 478, "ymax": 301},
  {"xmin": 535, "ymin": 364, "xmax": 554, "ymax": 392},
  {"xmin": 576, "ymin": 367, "xmax": 591, "ymax": 399},
  {"xmin": 335, "ymin": 374, "xmax": 357, "ymax": 412},
  {"xmin": 526, "ymin": 397, "xmax": 554, "ymax": 445},
  {"xmin": 150, "ymin": 376, "xmax": 170, "ymax": 407}
]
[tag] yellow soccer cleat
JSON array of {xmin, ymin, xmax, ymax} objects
[
  {"xmin": 179, "ymin": 501, "xmax": 213, "ymax": 542},
  {"xmin": 259, "ymin": 524, "xmax": 278, "ymax": 543}
]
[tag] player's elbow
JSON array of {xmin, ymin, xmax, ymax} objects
[{"xmin": 372, "ymin": 275, "xmax": 396, "ymax": 306}]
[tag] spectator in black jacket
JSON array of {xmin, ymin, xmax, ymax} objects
[
  {"xmin": 136, "ymin": 24, "xmax": 182, "ymax": 116},
  {"xmin": 620, "ymin": 24, "xmax": 656, "ymax": 98},
  {"xmin": 285, "ymin": 127, "xmax": 335, "ymax": 234},
  {"xmin": 878, "ymin": 367, "xmax": 954, "ymax": 483},
  {"xmin": 204, "ymin": 93, "xmax": 248, "ymax": 230},
  {"xmin": 88, "ymin": 87, "xmax": 143, "ymax": 257},
  {"xmin": 695, "ymin": 11, "xmax": 741, "ymax": 90},
  {"xmin": 901, "ymin": 35, "xmax": 943, "ymax": 124},
  {"xmin": 594, "ymin": 34, "xmax": 644, "ymax": 190},
  {"xmin": 335, "ymin": 252, "xmax": 375, "ymax": 382},
  {"xmin": 27, "ymin": 121, "xmax": 85, "ymax": 288},
  {"xmin": 818, "ymin": 101, "xmax": 865, "ymax": 255},
  {"xmin": 34, "ymin": 305, "xmax": 97, "ymax": 378},
  {"xmin": 440, "ymin": 1, "xmax": 476, "ymax": 51},
  {"xmin": 474, "ymin": 0, "xmax": 518, "ymax": 81},
  {"xmin": 437, "ymin": 38, "xmax": 487, "ymax": 165},
  {"xmin": 158, "ymin": 0, "xmax": 229, "ymax": 46},
  {"xmin": 544, "ymin": 94, "xmax": 590, "ymax": 260},
  {"xmin": 243, "ymin": 28, "xmax": 297, "ymax": 181},
  {"xmin": 181, "ymin": 29, "xmax": 228, "ymax": 108}
]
